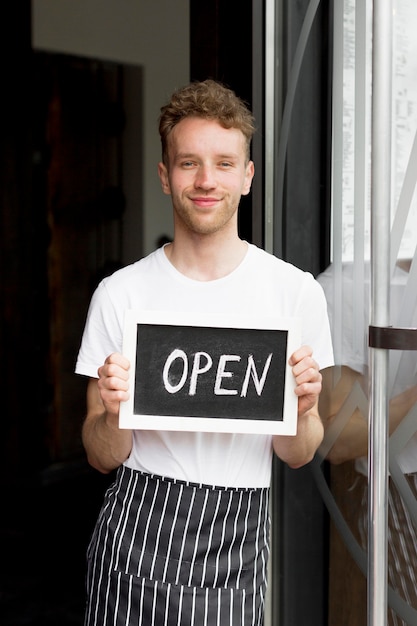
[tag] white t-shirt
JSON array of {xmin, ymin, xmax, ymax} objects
[{"xmin": 76, "ymin": 243, "xmax": 334, "ymax": 487}]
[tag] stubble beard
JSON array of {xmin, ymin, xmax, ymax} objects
[{"xmin": 173, "ymin": 195, "xmax": 239, "ymax": 237}]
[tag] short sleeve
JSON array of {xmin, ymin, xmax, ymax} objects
[{"xmin": 75, "ymin": 280, "xmax": 124, "ymax": 378}]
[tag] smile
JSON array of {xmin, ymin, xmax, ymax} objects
[{"xmin": 191, "ymin": 197, "xmax": 221, "ymax": 207}]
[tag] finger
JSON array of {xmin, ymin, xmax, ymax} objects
[
  {"xmin": 105, "ymin": 352, "xmax": 130, "ymax": 370},
  {"xmin": 288, "ymin": 345, "xmax": 313, "ymax": 366},
  {"xmin": 98, "ymin": 353, "xmax": 130, "ymax": 382},
  {"xmin": 97, "ymin": 374, "xmax": 130, "ymax": 406},
  {"xmin": 294, "ymin": 365, "xmax": 322, "ymax": 386},
  {"xmin": 292, "ymin": 356, "xmax": 320, "ymax": 380},
  {"xmin": 294, "ymin": 380, "xmax": 322, "ymax": 397},
  {"xmin": 98, "ymin": 372, "xmax": 130, "ymax": 391},
  {"xmin": 98, "ymin": 363, "xmax": 130, "ymax": 384},
  {"xmin": 101, "ymin": 386, "xmax": 130, "ymax": 404}
]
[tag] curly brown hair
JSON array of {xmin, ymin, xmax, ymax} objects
[{"xmin": 158, "ymin": 79, "xmax": 256, "ymax": 165}]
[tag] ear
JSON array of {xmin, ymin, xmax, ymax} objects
[
  {"xmin": 158, "ymin": 162, "xmax": 171, "ymax": 195},
  {"xmin": 242, "ymin": 160, "xmax": 255, "ymax": 196}
]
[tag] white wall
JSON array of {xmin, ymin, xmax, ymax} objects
[{"xmin": 32, "ymin": 0, "xmax": 189, "ymax": 260}]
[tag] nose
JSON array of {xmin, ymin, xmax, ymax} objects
[{"xmin": 194, "ymin": 164, "xmax": 216, "ymax": 190}]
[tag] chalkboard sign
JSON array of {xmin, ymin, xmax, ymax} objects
[{"xmin": 119, "ymin": 310, "xmax": 301, "ymax": 435}]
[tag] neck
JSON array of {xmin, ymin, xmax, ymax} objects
[{"xmin": 164, "ymin": 234, "xmax": 248, "ymax": 281}]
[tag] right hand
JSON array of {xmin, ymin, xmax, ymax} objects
[{"xmin": 97, "ymin": 352, "xmax": 131, "ymax": 417}]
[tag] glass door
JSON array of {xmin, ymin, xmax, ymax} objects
[{"xmin": 313, "ymin": 1, "xmax": 417, "ymax": 624}]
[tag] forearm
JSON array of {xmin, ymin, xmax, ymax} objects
[
  {"xmin": 272, "ymin": 407, "xmax": 324, "ymax": 469},
  {"xmin": 82, "ymin": 410, "xmax": 133, "ymax": 474},
  {"xmin": 82, "ymin": 376, "xmax": 132, "ymax": 474}
]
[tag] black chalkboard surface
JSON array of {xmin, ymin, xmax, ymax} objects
[{"xmin": 120, "ymin": 310, "xmax": 301, "ymax": 435}]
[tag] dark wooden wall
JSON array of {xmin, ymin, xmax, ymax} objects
[
  {"xmin": 1, "ymin": 7, "xmax": 123, "ymax": 620},
  {"xmin": 1, "ymin": 34, "xmax": 126, "ymax": 480},
  {"xmin": 1, "ymin": 2, "xmax": 50, "ymax": 479}
]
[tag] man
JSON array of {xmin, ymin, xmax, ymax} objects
[{"xmin": 76, "ymin": 79, "xmax": 334, "ymax": 625}]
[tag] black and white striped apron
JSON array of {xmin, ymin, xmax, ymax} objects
[{"xmin": 84, "ymin": 465, "xmax": 270, "ymax": 626}]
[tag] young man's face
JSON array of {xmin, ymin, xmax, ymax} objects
[{"xmin": 158, "ymin": 117, "xmax": 254, "ymax": 237}]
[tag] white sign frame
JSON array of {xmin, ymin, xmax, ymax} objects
[{"xmin": 119, "ymin": 309, "xmax": 301, "ymax": 435}]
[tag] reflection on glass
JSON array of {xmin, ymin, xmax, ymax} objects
[{"xmin": 315, "ymin": 0, "xmax": 417, "ymax": 623}]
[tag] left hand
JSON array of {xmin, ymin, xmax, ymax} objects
[{"xmin": 289, "ymin": 345, "xmax": 322, "ymax": 418}]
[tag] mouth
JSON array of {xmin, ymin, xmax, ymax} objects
[{"xmin": 191, "ymin": 196, "xmax": 221, "ymax": 208}]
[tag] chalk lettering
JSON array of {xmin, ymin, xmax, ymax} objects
[
  {"xmin": 214, "ymin": 355, "xmax": 240, "ymax": 395},
  {"xmin": 241, "ymin": 353, "xmax": 273, "ymax": 397},
  {"xmin": 162, "ymin": 349, "xmax": 274, "ymax": 397},
  {"xmin": 189, "ymin": 352, "xmax": 213, "ymax": 395},
  {"xmin": 163, "ymin": 349, "xmax": 188, "ymax": 394}
]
